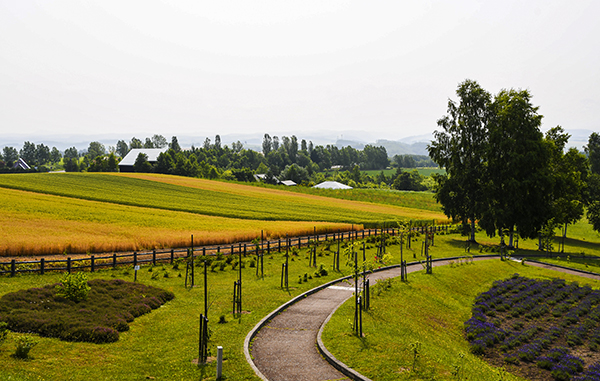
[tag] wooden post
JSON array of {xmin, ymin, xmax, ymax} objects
[
  {"xmin": 40, "ymin": 258, "xmax": 45, "ymax": 275},
  {"xmin": 171, "ymin": 249, "xmax": 174, "ymax": 264},
  {"xmin": 152, "ymin": 250, "xmax": 156, "ymax": 266},
  {"xmin": 10, "ymin": 259, "xmax": 15, "ymax": 277},
  {"xmin": 91, "ymin": 256, "xmax": 95, "ymax": 272},
  {"xmin": 67, "ymin": 257, "xmax": 71, "ymax": 274},
  {"xmin": 113, "ymin": 253, "xmax": 117, "ymax": 269},
  {"xmin": 133, "ymin": 252, "xmax": 137, "ymax": 268}
]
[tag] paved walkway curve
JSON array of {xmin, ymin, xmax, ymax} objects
[{"xmin": 244, "ymin": 256, "xmax": 600, "ymax": 381}]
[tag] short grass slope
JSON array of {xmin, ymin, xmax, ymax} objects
[
  {"xmin": 0, "ymin": 278, "xmax": 174, "ymax": 343},
  {"xmin": 322, "ymin": 260, "xmax": 600, "ymax": 381}
]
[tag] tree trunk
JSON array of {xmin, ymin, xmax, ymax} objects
[
  {"xmin": 469, "ymin": 219, "xmax": 477, "ymax": 243},
  {"xmin": 508, "ymin": 227, "xmax": 515, "ymax": 249},
  {"xmin": 562, "ymin": 224, "xmax": 567, "ymax": 253}
]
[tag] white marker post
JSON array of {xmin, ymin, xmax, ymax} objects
[{"xmin": 216, "ymin": 346, "xmax": 223, "ymax": 379}]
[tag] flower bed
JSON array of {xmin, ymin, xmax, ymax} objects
[
  {"xmin": 466, "ymin": 274, "xmax": 600, "ymax": 380},
  {"xmin": 0, "ymin": 279, "xmax": 174, "ymax": 343}
]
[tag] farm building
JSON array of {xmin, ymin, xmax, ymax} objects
[
  {"xmin": 313, "ymin": 181, "xmax": 352, "ymax": 190},
  {"xmin": 13, "ymin": 158, "xmax": 30, "ymax": 170},
  {"xmin": 118, "ymin": 148, "xmax": 167, "ymax": 172}
]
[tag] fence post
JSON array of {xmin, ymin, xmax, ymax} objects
[
  {"xmin": 133, "ymin": 252, "xmax": 137, "ymax": 268},
  {"xmin": 67, "ymin": 257, "xmax": 71, "ymax": 274},
  {"xmin": 91, "ymin": 255, "xmax": 95, "ymax": 272},
  {"xmin": 113, "ymin": 253, "xmax": 117, "ymax": 269},
  {"xmin": 11, "ymin": 259, "xmax": 15, "ymax": 277},
  {"xmin": 40, "ymin": 258, "xmax": 45, "ymax": 275},
  {"xmin": 171, "ymin": 249, "xmax": 174, "ymax": 264},
  {"xmin": 153, "ymin": 250, "xmax": 156, "ymax": 266}
]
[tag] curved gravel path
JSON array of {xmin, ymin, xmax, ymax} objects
[{"xmin": 245, "ymin": 257, "xmax": 600, "ymax": 381}]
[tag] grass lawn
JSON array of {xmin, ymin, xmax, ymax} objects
[
  {"xmin": 0, "ymin": 236, "xmax": 407, "ymax": 381},
  {"xmin": 1, "ymin": 219, "xmax": 599, "ymax": 380},
  {"xmin": 322, "ymin": 260, "xmax": 600, "ymax": 381}
]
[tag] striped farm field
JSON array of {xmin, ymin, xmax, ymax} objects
[
  {"xmin": 0, "ymin": 173, "xmax": 447, "ymax": 256},
  {"xmin": 0, "ymin": 187, "xmax": 350, "ymax": 256}
]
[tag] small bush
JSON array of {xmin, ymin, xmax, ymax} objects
[
  {"xmin": 55, "ymin": 273, "xmax": 91, "ymax": 302},
  {"xmin": 14, "ymin": 335, "xmax": 38, "ymax": 359}
]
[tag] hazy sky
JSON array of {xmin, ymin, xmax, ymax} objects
[{"xmin": 1, "ymin": 0, "xmax": 598, "ymax": 144}]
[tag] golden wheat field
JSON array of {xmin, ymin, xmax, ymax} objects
[{"xmin": 0, "ymin": 173, "xmax": 446, "ymax": 256}]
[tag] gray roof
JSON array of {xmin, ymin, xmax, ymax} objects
[
  {"xmin": 313, "ymin": 181, "xmax": 353, "ymax": 190},
  {"xmin": 119, "ymin": 148, "xmax": 167, "ymax": 166},
  {"xmin": 281, "ymin": 180, "xmax": 297, "ymax": 186}
]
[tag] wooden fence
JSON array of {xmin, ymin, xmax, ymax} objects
[{"xmin": 0, "ymin": 225, "xmax": 452, "ymax": 277}]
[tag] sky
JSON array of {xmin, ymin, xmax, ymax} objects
[{"xmin": 1, "ymin": 0, "xmax": 598, "ymax": 148}]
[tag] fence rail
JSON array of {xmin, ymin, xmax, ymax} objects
[{"xmin": 0, "ymin": 224, "xmax": 453, "ymax": 277}]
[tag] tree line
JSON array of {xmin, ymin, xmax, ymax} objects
[
  {"xmin": 0, "ymin": 134, "xmax": 434, "ymax": 190},
  {"xmin": 428, "ymin": 79, "xmax": 600, "ymax": 242}
]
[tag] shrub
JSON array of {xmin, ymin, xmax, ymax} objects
[
  {"xmin": 55, "ymin": 273, "xmax": 91, "ymax": 302},
  {"xmin": 14, "ymin": 335, "xmax": 38, "ymax": 359}
]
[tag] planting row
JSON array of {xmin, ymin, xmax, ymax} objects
[{"xmin": 466, "ymin": 274, "xmax": 600, "ymax": 380}]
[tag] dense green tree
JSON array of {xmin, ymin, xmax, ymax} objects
[
  {"xmin": 545, "ymin": 127, "xmax": 588, "ymax": 250},
  {"xmin": 480, "ymin": 88, "xmax": 552, "ymax": 243},
  {"xmin": 35, "ymin": 143, "xmax": 50, "ymax": 166},
  {"xmin": 428, "ymin": 79, "xmax": 491, "ymax": 242},
  {"xmin": 50, "ymin": 147, "xmax": 61, "ymax": 163},
  {"xmin": 170, "ymin": 136, "xmax": 181, "ymax": 153},
  {"xmin": 214, "ymin": 135, "xmax": 221, "ymax": 151},
  {"xmin": 585, "ymin": 132, "xmax": 600, "ymax": 175},
  {"xmin": 2, "ymin": 147, "xmax": 18, "ymax": 167},
  {"xmin": 280, "ymin": 164, "xmax": 308, "ymax": 184},
  {"xmin": 64, "ymin": 158, "xmax": 79, "ymax": 172},
  {"xmin": 231, "ymin": 168, "xmax": 255, "ymax": 182},
  {"xmin": 272, "ymin": 136, "xmax": 280, "ymax": 151},
  {"xmin": 116, "ymin": 140, "xmax": 129, "ymax": 157},
  {"xmin": 130, "ymin": 137, "xmax": 143, "ymax": 149},
  {"xmin": 155, "ymin": 150, "xmax": 175, "ymax": 174},
  {"xmin": 262, "ymin": 134, "xmax": 272, "ymax": 155},
  {"xmin": 231, "ymin": 141, "xmax": 243, "ymax": 154},
  {"xmin": 151, "ymin": 134, "xmax": 168, "ymax": 148},
  {"xmin": 133, "ymin": 153, "xmax": 153, "ymax": 173},
  {"xmin": 361, "ymin": 145, "xmax": 389, "ymax": 170},
  {"xmin": 393, "ymin": 170, "xmax": 426, "ymax": 191},
  {"xmin": 144, "ymin": 138, "xmax": 154, "ymax": 148},
  {"xmin": 20, "ymin": 141, "xmax": 36, "ymax": 166},
  {"xmin": 87, "ymin": 141, "xmax": 106, "ymax": 159},
  {"xmin": 587, "ymin": 174, "xmax": 600, "ymax": 232},
  {"xmin": 64, "ymin": 147, "xmax": 79, "ymax": 160}
]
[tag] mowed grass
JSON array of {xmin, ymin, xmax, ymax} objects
[
  {"xmin": 322, "ymin": 260, "xmax": 600, "ymax": 381},
  {"xmin": 0, "ymin": 238, "xmax": 397, "ymax": 381},
  {"xmin": 0, "ymin": 173, "xmax": 445, "ymax": 224},
  {"xmin": 0, "ymin": 187, "xmax": 351, "ymax": 256},
  {"xmin": 1, "ymin": 221, "xmax": 599, "ymax": 380}
]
